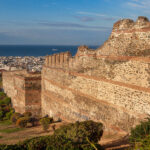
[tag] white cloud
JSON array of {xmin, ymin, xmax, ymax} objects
[
  {"xmin": 76, "ymin": 11, "xmax": 121, "ymax": 21},
  {"xmin": 127, "ymin": 0, "xmax": 150, "ymax": 9},
  {"xmin": 77, "ymin": 11, "xmax": 106, "ymax": 17}
]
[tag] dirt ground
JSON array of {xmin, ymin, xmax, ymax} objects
[{"xmin": 0, "ymin": 121, "xmax": 68, "ymax": 145}]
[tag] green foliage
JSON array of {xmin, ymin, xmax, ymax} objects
[
  {"xmin": 130, "ymin": 135, "xmax": 150, "ymax": 150},
  {"xmin": 0, "ymin": 105, "xmax": 14, "ymax": 121},
  {"xmin": 130, "ymin": 118, "xmax": 150, "ymax": 143},
  {"xmin": 23, "ymin": 136, "xmax": 49, "ymax": 150},
  {"xmin": 40, "ymin": 118, "xmax": 50, "ymax": 131},
  {"xmin": 3, "ymin": 97, "xmax": 11, "ymax": 105},
  {"xmin": 16, "ymin": 117, "xmax": 29, "ymax": 128},
  {"xmin": 54, "ymin": 120, "xmax": 103, "ymax": 144},
  {"xmin": 130, "ymin": 117, "xmax": 150, "ymax": 149},
  {"xmin": 11, "ymin": 112, "xmax": 22, "ymax": 123},
  {"xmin": 0, "ymin": 120, "xmax": 12, "ymax": 126},
  {"xmin": 0, "ymin": 111, "xmax": 4, "ymax": 121},
  {"xmin": 0, "ymin": 92, "xmax": 13, "ymax": 121},
  {"xmin": 0, "ymin": 92, "xmax": 6, "ymax": 99},
  {"xmin": 0, "ymin": 97, "xmax": 11, "ymax": 106},
  {"xmin": 4, "ymin": 109, "xmax": 14, "ymax": 120},
  {"xmin": 0, "ymin": 127, "xmax": 24, "ymax": 133},
  {"xmin": 0, "ymin": 144, "xmax": 22, "ymax": 150}
]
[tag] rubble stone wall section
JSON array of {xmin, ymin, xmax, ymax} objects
[{"xmin": 42, "ymin": 41, "xmax": 150, "ymax": 132}]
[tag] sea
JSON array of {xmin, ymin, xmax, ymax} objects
[{"xmin": 0, "ymin": 45, "xmax": 99, "ymax": 57}]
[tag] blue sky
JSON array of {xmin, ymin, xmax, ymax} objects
[{"xmin": 0, "ymin": 0, "xmax": 149, "ymax": 45}]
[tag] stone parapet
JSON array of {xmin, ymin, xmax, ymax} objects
[{"xmin": 45, "ymin": 51, "xmax": 72, "ymax": 69}]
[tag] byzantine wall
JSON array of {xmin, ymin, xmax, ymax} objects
[
  {"xmin": 3, "ymin": 70, "xmax": 41, "ymax": 116},
  {"xmin": 97, "ymin": 16, "xmax": 150, "ymax": 56},
  {"xmin": 42, "ymin": 16, "xmax": 150, "ymax": 132}
]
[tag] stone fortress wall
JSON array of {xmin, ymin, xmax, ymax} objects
[
  {"xmin": 2, "ymin": 16, "xmax": 150, "ymax": 133},
  {"xmin": 42, "ymin": 16, "xmax": 150, "ymax": 132},
  {"xmin": 2, "ymin": 70, "xmax": 41, "ymax": 116}
]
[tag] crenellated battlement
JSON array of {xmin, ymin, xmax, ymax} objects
[{"xmin": 45, "ymin": 51, "xmax": 72, "ymax": 68}]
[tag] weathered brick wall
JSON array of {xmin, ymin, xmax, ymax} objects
[
  {"xmin": 42, "ymin": 16, "xmax": 150, "ymax": 133},
  {"xmin": 25, "ymin": 77, "xmax": 41, "ymax": 116},
  {"xmin": 2, "ymin": 71, "xmax": 41, "ymax": 116}
]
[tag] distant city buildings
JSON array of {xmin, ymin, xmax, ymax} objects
[{"xmin": 0, "ymin": 56, "xmax": 45, "ymax": 72}]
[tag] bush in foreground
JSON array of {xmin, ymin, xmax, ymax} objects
[
  {"xmin": 11, "ymin": 112, "xmax": 22, "ymax": 123},
  {"xmin": 130, "ymin": 117, "xmax": 150, "ymax": 149},
  {"xmin": 4, "ymin": 109, "xmax": 14, "ymax": 120},
  {"xmin": 0, "ymin": 97, "xmax": 11, "ymax": 106},
  {"xmin": 0, "ymin": 120, "xmax": 104, "ymax": 150},
  {"xmin": 54, "ymin": 120, "xmax": 103, "ymax": 144},
  {"xmin": 40, "ymin": 117, "xmax": 51, "ymax": 131},
  {"xmin": 0, "ymin": 92, "xmax": 6, "ymax": 100},
  {"xmin": 0, "ymin": 111, "xmax": 4, "ymax": 121},
  {"xmin": 16, "ymin": 117, "xmax": 29, "ymax": 128}
]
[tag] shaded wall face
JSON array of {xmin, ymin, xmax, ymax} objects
[
  {"xmin": 42, "ymin": 55, "xmax": 150, "ymax": 132},
  {"xmin": 2, "ymin": 71, "xmax": 41, "ymax": 116},
  {"xmin": 25, "ymin": 79, "xmax": 41, "ymax": 116}
]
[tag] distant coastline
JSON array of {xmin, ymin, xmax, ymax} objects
[{"xmin": 0, "ymin": 45, "xmax": 99, "ymax": 57}]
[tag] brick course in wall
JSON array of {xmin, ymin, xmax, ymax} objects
[{"xmin": 2, "ymin": 70, "xmax": 41, "ymax": 116}]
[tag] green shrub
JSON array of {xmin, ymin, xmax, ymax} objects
[
  {"xmin": 0, "ymin": 92, "xmax": 6, "ymax": 99},
  {"xmin": 4, "ymin": 110, "xmax": 14, "ymax": 120},
  {"xmin": 10, "ymin": 112, "xmax": 22, "ymax": 123},
  {"xmin": 0, "ymin": 104, "xmax": 6, "ymax": 108},
  {"xmin": 0, "ymin": 144, "xmax": 23, "ymax": 150},
  {"xmin": 130, "ymin": 118, "xmax": 150, "ymax": 143},
  {"xmin": 0, "ymin": 97, "xmax": 11, "ymax": 107},
  {"xmin": 130, "ymin": 117, "xmax": 150, "ymax": 149},
  {"xmin": 0, "ymin": 111, "xmax": 4, "ymax": 121},
  {"xmin": 40, "ymin": 118, "xmax": 50, "ymax": 131},
  {"xmin": 2, "ymin": 105, "xmax": 11, "ymax": 113},
  {"xmin": 0, "ymin": 127, "xmax": 24, "ymax": 133},
  {"xmin": 3, "ymin": 97, "xmax": 11, "ymax": 105},
  {"xmin": 23, "ymin": 136, "xmax": 49, "ymax": 150},
  {"xmin": 0, "ymin": 100, "xmax": 4, "ymax": 106},
  {"xmin": 54, "ymin": 120, "xmax": 103, "ymax": 144},
  {"xmin": 16, "ymin": 117, "xmax": 29, "ymax": 128},
  {"xmin": 23, "ymin": 112, "xmax": 32, "ymax": 117}
]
